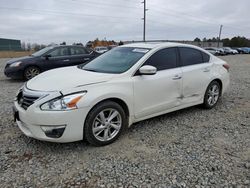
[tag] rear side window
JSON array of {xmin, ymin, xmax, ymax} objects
[
  {"xmin": 144, "ymin": 48, "xmax": 177, "ymax": 71},
  {"xmin": 179, "ymin": 47, "xmax": 203, "ymax": 66},
  {"xmin": 202, "ymin": 52, "xmax": 210, "ymax": 62},
  {"xmin": 70, "ymin": 47, "xmax": 87, "ymax": 55}
]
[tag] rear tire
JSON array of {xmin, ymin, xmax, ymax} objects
[
  {"xmin": 24, "ymin": 66, "xmax": 40, "ymax": 80},
  {"xmin": 84, "ymin": 101, "xmax": 127, "ymax": 146},
  {"xmin": 203, "ymin": 81, "xmax": 221, "ymax": 109}
]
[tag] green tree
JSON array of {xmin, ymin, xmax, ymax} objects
[
  {"xmin": 222, "ymin": 38, "xmax": 230, "ymax": 47},
  {"xmin": 194, "ymin": 37, "xmax": 201, "ymax": 42}
]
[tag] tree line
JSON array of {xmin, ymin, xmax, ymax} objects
[{"xmin": 194, "ymin": 36, "xmax": 250, "ymax": 47}]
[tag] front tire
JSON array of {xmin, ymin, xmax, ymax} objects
[
  {"xmin": 203, "ymin": 81, "xmax": 221, "ymax": 109},
  {"xmin": 24, "ymin": 66, "xmax": 40, "ymax": 80},
  {"xmin": 84, "ymin": 101, "xmax": 127, "ymax": 146}
]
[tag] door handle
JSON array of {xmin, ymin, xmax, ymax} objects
[
  {"xmin": 63, "ymin": 59, "xmax": 70, "ymax": 62},
  {"xmin": 84, "ymin": 58, "xmax": 90, "ymax": 61},
  {"xmin": 172, "ymin": 75, "xmax": 182, "ymax": 80},
  {"xmin": 203, "ymin": 67, "xmax": 210, "ymax": 72}
]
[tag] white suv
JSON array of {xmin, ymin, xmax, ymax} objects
[{"xmin": 13, "ymin": 43, "xmax": 230, "ymax": 146}]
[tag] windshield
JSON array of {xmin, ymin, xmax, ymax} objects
[
  {"xmin": 81, "ymin": 47, "xmax": 149, "ymax": 74},
  {"xmin": 31, "ymin": 46, "xmax": 54, "ymax": 57}
]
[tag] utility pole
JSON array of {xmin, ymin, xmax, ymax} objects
[
  {"xmin": 217, "ymin": 25, "xmax": 223, "ymax": 47},
  {"xmin": 142, "ymin": 0, "xmax": 148, "ymax": 42}
]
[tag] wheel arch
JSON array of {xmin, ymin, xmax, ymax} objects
[
  {"xmin": 89, "ymin": 97, "xmax": 130, "ymax": 118},
  {"xmin": 211, "ymin": 78, "xmax": 223, "ymax": 96}
]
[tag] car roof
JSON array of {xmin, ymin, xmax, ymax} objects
[
  {"xmin": 52, "ymin": 45, "xmax": 85, "ymax": 48},
  {"xmin": 95, "ymin": 46, "xmax": 107, "ymax": 48},
  {"xmin": 121, "ymin": 42, "xmax": 202, "ymax": 50}
]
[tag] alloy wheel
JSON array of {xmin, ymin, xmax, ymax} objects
[
  {"xmin": 92, "ymin": 108, "xmax": 122, "ymax": 142},
  {"xmin": 207, "ymin": 84, "xmax": 220, "ymax": 106},
  {"xmin": 25, "ymin": 67, "xmax": 40, "ymax": 80}
]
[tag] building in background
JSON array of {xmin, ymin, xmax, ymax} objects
[{"xmin": 0, "ymin": 38, "xmax": 22, "ymax": 51}]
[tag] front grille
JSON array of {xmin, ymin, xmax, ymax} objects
[{"xmin": 17, "ymin": 91, "xmax": 40, "ymax": 110}]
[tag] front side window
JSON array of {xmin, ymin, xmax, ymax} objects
[
  {"xmin": 31, "ymin": 46, "xmax": 54, "ymax": 57},
  {"xmin": 144, "ymin": 48, "xmax": 177, "ymax": 70},
  {"xmin": 81, "ymin": 47, "xmax": 149, "ymax": 74},
  {"xmin": 179, "ymin": 47, "xmax": 203, "ymax": 66},
  {"xmin": 48, "ymin": 47, "xmax": 69, "ymax": 57}
]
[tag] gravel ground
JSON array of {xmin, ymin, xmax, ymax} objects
[{"xmin": 0, "ymin": 56, "xmax": 249, "ymax": 187}]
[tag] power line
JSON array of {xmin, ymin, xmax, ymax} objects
[
  {"xmin": 0, "ymin": 6, "xmax": 137, "ymax": 20},
  {"xmin": 148, "ymin": 6, "xmax": 250, "ymax": 32},
  {"xmin": 56, "ymin": 0, "xmax": 141, "ymax": 10},
  {"xmin": 1, "ymin": 3, "xmax": 249, "ymax": 41}
]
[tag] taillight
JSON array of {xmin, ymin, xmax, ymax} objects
[{"xmin": 223, "ymin": 64, "xmax": 230, "ymax": 72}]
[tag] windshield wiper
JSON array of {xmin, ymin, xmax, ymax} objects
[{"xmin": 83, "ymin": 68, "xmax": 100, "ymax": 72}]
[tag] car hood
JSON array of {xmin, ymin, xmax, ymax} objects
[
  {"xmin": 26, "ymin": 66, "xmax": 115, "ymax": 92},
  {"xmin": 6, "ymin": 56, "xmax": 36, "ymax": 64}
]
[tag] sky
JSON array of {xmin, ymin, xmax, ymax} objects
[{"xmin": 0, "ymin": 0, "xmax": 250, "ymax": 45}]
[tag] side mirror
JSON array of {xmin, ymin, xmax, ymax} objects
[
  {"xmin": 139, "ymin": 65, "xmax": 157, "ymax": 75},
  {"xmin": 43, "ymin": 54, "xmax": 51, "ymax": 60}
]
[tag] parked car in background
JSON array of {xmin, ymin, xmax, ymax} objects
[
  {"xmin": 223, "ymin": 47, "xmax": 238, "ymax": 55},
  {"xmin": 107, "ymin": 45, "xmax": 118, "ymax": 50},
  {"xmin": 236, "ymin": 48, "xmax": 245, "ymax": 54},
  {"xmin": 217, "ymin": 48, "xmax": 226, "ymax": 56},
  {"xmin": 242, "ymin": 47, "xmax": 250, "ymax": 54},
  {"xmin": 13, "ymin": 42, "xmax": 230, "ymax": 146},
  {"xmin": 204, "ymin": 47, "xmax": 219, "ymax": 55},
  {"xmin": 204, "ymin": 47, "xmax": 226, "ymax": 56},
  {"xmin": 232, "ymin": 49, "xmax": 239, "ymax": 54},
  {"xmin": 237, "ymin": 47, "xmax": 250, "ymax": 54},
  {"xmin": 4, "ymin": 45, "xmax": 98, "ymax": 80},
  {"xmin": 94, "ymin": 46, "xmax": 109, "ymax": 54}
]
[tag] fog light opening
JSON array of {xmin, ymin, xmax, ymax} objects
[{"xmin": 41, "ymin": 125, "xmax": 66, "ymax": 138}]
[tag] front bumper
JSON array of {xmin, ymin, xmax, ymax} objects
[
  {"xmin": 14, "ymin": 101, "xmax": 90, "ymax": 143},
  {"xmin": 4, "ymin": 66, "xmax": 24, "ymax": 79}
]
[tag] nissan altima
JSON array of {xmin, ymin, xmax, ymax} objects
[{"xmin": 13, "ymin": 42, "xmax": 230, "ymax": 146}]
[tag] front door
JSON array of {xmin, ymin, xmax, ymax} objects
[
  {"xmin": 133, "ymin": 47, "xmax": 182, "ymax": 119},
  {"xmin": 43, "ymin": 47, "xmax": 71, "ymax": 70}
]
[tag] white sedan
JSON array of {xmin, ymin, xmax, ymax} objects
[
  {"xmin": 13, "ymin": 42, "xmax": 230, "ymax": 146},
  {"xmin": 94, "ymin": 46, "xmax": 109, "ymax": 54}
]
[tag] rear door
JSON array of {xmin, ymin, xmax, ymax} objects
[
  {"xmin": 133, "ymin": 47, "xmax": 182, "ymax": 119},
  {"xmin": 69, "ymin": 46, "xmax": 95, "ymax": 66},
  {"xmin": 179, "ymin": 47, "xmax": 212, "ymax": 104}
]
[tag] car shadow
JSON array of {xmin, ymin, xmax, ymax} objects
[
  {"xmin": 0, "ymin": 77, "xmax": 25, "ymax": 83},
  {"xmin": 15, "ymin": 98, "xmax": 226, "ymax": 155}
]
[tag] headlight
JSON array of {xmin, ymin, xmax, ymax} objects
[
  {"xmin": 9, "ymin": 61, "xmax": 22, "ymax": 67},
  {"xmin": 14, "ymin": 85, "xmax": 24, "ymax": 101},
  {"xmin": 40, "ymin": 92, "xmax": 86, "ymax": 111}
]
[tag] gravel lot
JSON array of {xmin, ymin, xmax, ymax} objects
[{"xmin": 0, "ymin": 55, "xmax": 249, "ymax": 187}]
